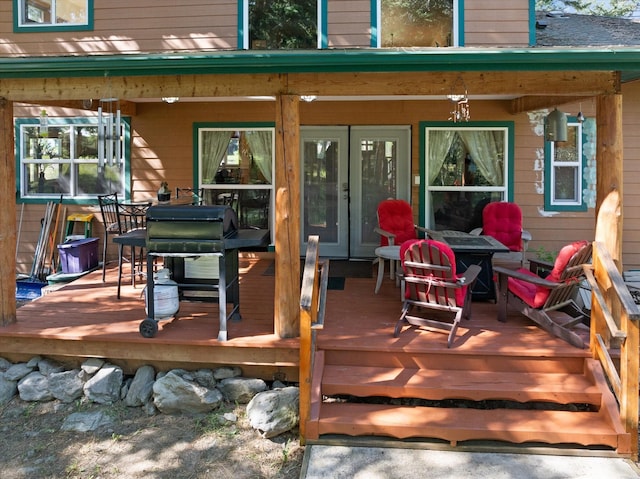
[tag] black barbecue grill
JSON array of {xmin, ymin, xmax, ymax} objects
[{"xmin": 141, "ymin": 204, "xmax": 268, "ymax": 341}]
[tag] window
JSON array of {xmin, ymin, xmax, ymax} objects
[
  {"xmin": 15, "ymin": 0, "xmax": 93, "ymax": 31},
  {"xmin": 16, "ymin": 117, "xmax": 127, "ymax": 202},
  {"xmin": 242, "ymin": 0, "xmax": 320, "ymax": 50},
  {"xmin": 196, "ymin": 124, "xmax": 274, "ymax": 230},
  {"xmin": 544, "ymin": 118, "xmax": 592, "ymax": 212},
  {"xmin": 422, "ymin": 122, "xmax": 514, "ymax": 231},
  {"xmin": 375, "ymin": 0, "xmax": 458, "ymax": 47}
]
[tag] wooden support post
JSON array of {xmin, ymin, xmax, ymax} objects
[
  {"xmin": 0, "ymin": 97, "xmax": 17, "ymax": 326},
  {"xmin": 274, "ymin": 94, "xmax": 300, "ymax": 338},
  {"xmin": 595, "ymin": 94, "xmax": 623, "ymax": 267}
]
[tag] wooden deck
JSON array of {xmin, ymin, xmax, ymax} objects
[{"xmin": 4, "ymin": 255, "xmax": 592, "ymax": 377}]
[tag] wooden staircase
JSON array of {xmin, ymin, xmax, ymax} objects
[{"xmin": 305, "ymin": 347, "xmax": 631, "ymax": 454}]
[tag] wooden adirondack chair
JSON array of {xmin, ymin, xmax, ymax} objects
[
  {"xmin": 494, "ymin": 240, "xmax": 592, "ymax": 348},
  {"xmin": 394, "ymin": 239, "xmax": 481, "ymax": 347}
]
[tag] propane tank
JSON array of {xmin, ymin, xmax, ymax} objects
[{"xmin": 145, "ymin": 268, "xmax": 179, "ymax": 320}]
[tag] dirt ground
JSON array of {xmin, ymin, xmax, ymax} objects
[{"xmin": 0, "ymin": 396, "xmax": 304, "ymax": 479}]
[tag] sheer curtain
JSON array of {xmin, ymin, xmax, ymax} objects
[
  {"xmin": 201, "ymin": 130, "xmax": 233, "ymax": 183},
  {"xmin": 458, "ymin": 130, "xmax": 504, "ymax": 186},
  {"xmin": 244, "ymin": 130, "xmax": 273, "ymax": 183},
  {"xmin": 428, "ymin": 130, "xmax": 455, "ymax": 184}
]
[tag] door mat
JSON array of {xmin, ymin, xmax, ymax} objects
[{"xmin": 262, "ymin": 260, "xmax": 373, "ymax": 279}]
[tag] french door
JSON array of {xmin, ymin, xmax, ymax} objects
[{"xmin": 300, "ymin": 126, "xmax": 410, "ymax": 258}]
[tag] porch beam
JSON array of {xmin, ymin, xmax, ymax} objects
[
  {"xmin": 19, "ymin": 99, "xmax": 138, "ymax": 116},
  {"xmin": 0, "ymin": 97, "xmax": 17, "ymax": 326},
  {"xmin": 0, "ymin": 71, "xmax": 619, "ymax": 102},
  {"xmin": 509, "ymin": 95, "xmax": 592, "ymax": 115},
  {"xmin": 274, "ymin": 94, "xmax": 300, "ymax": 338}
]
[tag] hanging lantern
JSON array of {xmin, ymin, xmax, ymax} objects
[{"xmin": 544, "ymin": 108, "xmax": 568, "ymax": 142}]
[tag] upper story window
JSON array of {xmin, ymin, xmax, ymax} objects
[
  {"xmin": 544, "ymin": 118, "xmax": 594, "ymax": 212},
  {"xmin": 15, "ymin": 0, "xmax": 93, "ymax": 32},
  {"xmin": 422, "ymin": 122, "xmax": 514, "ymax": 232},
  {"xmin": 16, "ymin": 116, "xmax": 127, "ymax": 203},
  {"xmin": 375, "ymin": 0, "xmax": 458, "ymax": 47},
  {"xmin": 242, "ymin": 0, "xmax": 321, "ymax": 49}
]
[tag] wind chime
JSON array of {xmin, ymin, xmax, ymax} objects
[
  {"xmin": 447, "ymin": 76, "xmax": 471, "ymax": 123},
  {"xmin": 97, "ymin": 75, "xmax": 122, "ymax": 172}
]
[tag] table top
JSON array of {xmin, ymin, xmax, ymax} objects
[{"xmin": 428, "ymin": 230, "xmax": 509, "ymax": 254}]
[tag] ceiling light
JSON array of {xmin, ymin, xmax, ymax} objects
[{"xmin": 162, "ymin": 97, "xmax": 180, "ymax": 104}]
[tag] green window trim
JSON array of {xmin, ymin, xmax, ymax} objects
[
  {"xmin": 418, "ymin": 120, "xmax": 515, "ymax": 229},
  {"xmin": 15, "ymin": 116, "xmax": 130, "ymax": 205},
  {"xmin": 543, "ymin": 117, "xmax": 591, "ymax": 213},
  {"xmin": 13, "ymin": 0, "xmax": 94, "ymax": 33}
]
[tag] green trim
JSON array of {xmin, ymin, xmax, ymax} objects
[
  {"xmin": 13, "ymin": 0, "xmax": 94, "ymax": 33},
  {"xmin": 370, "ymin": 0, "xmax": 378, "ymax": 47},
  {"xmin": 238, "ymin": 0, "xmax": 246, "ymax": 49},
  {"xmin": 529, "ymin": 0, "xmax": 536, "ymax": 47},
  {"xmin": 418, "ymin": 121, "xmax": 515, "ymax": 226},
  {"xmin": 14, "ymin": 116, "xmax": 131, "ymax": 205},
  {"xmin": 320, "ymin": 0, "xmax": 328, "ymax": 49},
  {"xmin": 458, "ymin": 0, "xmax": 464, "ymax": 46},
  {"xmin": 543, "ymin": 117, "xmax": 588, "ymax": 212},
  {"xmin": 3, "ymin": 48, "xmax": 640, "ymax": 79}
]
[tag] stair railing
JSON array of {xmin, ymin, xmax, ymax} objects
[
  {"xmin": 585, "ymin": 240, "xmax": 640, "ymax": 459},
  {"xmin": 299, "ymin": 235, "xmax": 329, "ymax": 445}
]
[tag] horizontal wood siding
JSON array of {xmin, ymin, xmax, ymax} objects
[
  {"xmin": 622, "ymin": 81, "xmax": 640, "ymax": 269},
  {"xmin": 0, "ymin": 1, "xmax": 237, "ymax": 56},
  {"xmin": 464, "ymin": 1, "xmax": 531, "ymax": 46},
  {"xmin": 327, "ymin": 0, "xmax": 371, "ymax": 48}
]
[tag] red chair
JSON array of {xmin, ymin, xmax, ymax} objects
[
  {"xmin": 494, "ymin": 240, "xmax": 592, "ymax": 348},
  {"xmin": 373, "ymin": 199, "xmax": 430, "ymax": 293},
  {"xmin": 471, "ymin": 201, "xmax": 531, "ymax": 268},
  {"xmin": 394, "ymin": 239, "xmax": 480, "ymax": 347}
]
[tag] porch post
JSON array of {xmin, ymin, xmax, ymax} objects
[
  {"xmin": 0, "ymin": 97, "xmax": 17, "ymax": 326},
  {"xmin": 595, "ymin": 93, "xmax": 623, "ymax": 267},
  {"xmin": 274, "ymin": 94, "xmax": 301, "ymax": 338}
]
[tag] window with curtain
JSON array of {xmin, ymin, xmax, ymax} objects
[
  {"xmin": 16, "ymin": 117, "xmax": 127, "ymax": 202},
  {"xmin": 380, "ymin": 0, "xmax": 455, "ymax": 47},
  {"xmin": 197, "ymin": 126, "xmax": 274, "ymax": 230},
  {"xmin": 422, "ymin": 123, "xmax": 513, "ymax": 232},
  {"xmin": 544, "ymin": 117, "xmax": 593, "ymax": 212},
  {"xmin": 16, "ymin": 0, "xmax": 93, "ymax": 31}
]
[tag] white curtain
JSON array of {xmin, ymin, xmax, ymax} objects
[
  {"xmin": 244, "ymin": 130, "xmax": 273, "ymax": 183},
  {"xmin": 458, "ymin": 130, "xmax": 504, "ymax": 186},
  {"xmin": 428, "ymin": 130, "xmax": 456, "ymax": 184},
  {"xmin": 202, "ymin": 130, "xmax": 233, "ymax": 183}
]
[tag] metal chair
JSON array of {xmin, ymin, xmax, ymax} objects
[
  {"xmin": 116, "ymin": 201, "xmax": 151, "ymax": 296},
  {"xmin": 494, "ymin": 240, "xmax": 592, "ymax": 348},
  {"xmin": 394, "ymin": 239, "xmax": 480, "ymax": 347},
  {"xmin": 176, "ymin": 187, "xmax": 203, "ymax": 205},
  {"xmin": 97, "ymin": 193, "xmax": 122, "ymax": 282}
]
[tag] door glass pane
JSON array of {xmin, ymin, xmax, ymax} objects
[
  {"xmin": 360, "ymin": 138, "xmax": 400, "ymax": 244},
  {"xmin": 250, "ymin": 0, "xmax": 317, "ymax": 49},
  {"xmin": 302, "ymin": 139, "xmax": 340, "ymax": 243},
  {"xmin": 381, "ymin": 0, "xmax": 453, "ymax": 47}
]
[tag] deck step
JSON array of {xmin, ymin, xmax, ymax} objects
[
  {"xmin": 322, "ymin": 365, "xmax": 602, "ymax": 405},
  {"xmin": 315, "ymin": 402, "xmax": 627, "ymax": 450}
]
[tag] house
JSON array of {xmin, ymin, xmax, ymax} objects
[{"xmin": 0, "ymin": 0, "xmax": 639, "ymax": 454}]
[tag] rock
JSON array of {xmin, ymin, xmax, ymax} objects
[
  {"xmin": 83, "ymin": 364, "xmax": 123, "ymax": 405},
  {"xmin": 213, "ymin": 366, "xmax": 242, "ymax": 380},
  {"xmin": 124, "ymin": 365, "xmax": 156, "ymax": 407},
  {"xmin": 61, "ymin": 411, "xmax": 113, "ymax": 432},
  {"xmin": 18, "ymin": 371, "xmax": 54, "ymax": 402},
  {"xmin": 217, "ymin": 377, "xmax": 267, "ymax": 404},
  {"xmin": 48, "ymin": 370, "xmax": 85, "ymax": 403},
  {"xmin": 81, "ymin": 358, "xmax": 105, "ymax": 375},
  {"xmin": 5, "ymin": 362, "xmax": 35, "ymax": 381},
  {"xmin": 153, "ymin": 370, "xmax": 223, "ymax": 414},
  {"xmin": 246, "ymin": 386, "xmax": 299, "ymax": 438},
  {"xmin": 0, "ymin": 357, "xmax": 13, "ymax": 371},
  {"xmin": 37, "ymin": 358, "xmax": 64, "ymax": 376},
  {"xmin": 26, "ymin": 356, "xmax": 42, "ymax": 368},
  {"xmin": 193, "ymin": 368, "xmax": 216, "ymax": 388},
  {"xmin": 0, "ymin": 372, "xmax": 17, "ymax": 404}
]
